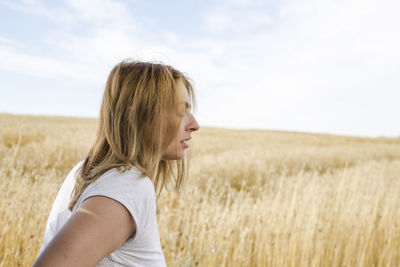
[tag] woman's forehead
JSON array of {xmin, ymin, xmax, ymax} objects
[{"xmin": 176, "ymin": 80, "xmax": 190, "ymax": 102}]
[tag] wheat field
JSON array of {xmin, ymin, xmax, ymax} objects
[{"xmin": 0, "ymin": 113, "xmax": 399, "ymax": 267}]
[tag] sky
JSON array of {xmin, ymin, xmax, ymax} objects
[{"xmin": 0, "ymin": 0, "xmax": 399, "ymax": 138}]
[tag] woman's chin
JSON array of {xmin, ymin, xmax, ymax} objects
[{"xmin": 162, "ymin": 152, "xmax": 184, "ymax": 160}]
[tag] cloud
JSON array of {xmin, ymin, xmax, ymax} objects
[
  {"xmin": 229, "ymin": 0, "xmax": 271, "ymax": 6},
  {"xmin": 195, "ymin": 0, "xmax": 400, "ymax": 135},
  {"xmin": 1, "ymin": 0, "xmax": 136, "ymax": 28},
  {"xmin": 1, "ymin": 0, "xmax": 399, "ymax": 136},
  {"xmin": 1, "ymin": 0, "xmax": 74, "ymax": 26},
  {"xmin": 64, "ymin": 0, "xmax": 136, "ymax": 27},
  {"xmin": 204, "ymin": 13, "xmax": 232, "ymax": 33},
  {"xmin": 0, "ymin": 45, "xmax": 101, "ymax": 82},
  {"xmin": 0, "ymin": 36, "xmax": 26, "ymax": 50},
  {"xmin": 0, "ymin": 0, "xmax": 140, "ymax": 81},
  {"xmin": 203, "ymin": 6, "xmax": 273, "ymax": 34}
]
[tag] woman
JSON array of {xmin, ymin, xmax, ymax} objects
[{"xmin": 33, "ymin": 60, "xmax": 200, "ymax": 266}]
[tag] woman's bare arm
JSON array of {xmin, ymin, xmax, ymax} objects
[{"xmin": 33, "ymin": 196, "xmax": 136, "ymax": 267}]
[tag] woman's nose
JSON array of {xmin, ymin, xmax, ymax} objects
[{"xmin": 187, "ymin": 114, "xmax": 200, "ymax": 132}]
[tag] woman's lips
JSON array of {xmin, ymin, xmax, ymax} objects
[
  {"xmin": 181, "ymin": 137, "xmax": 191, "ymax": 148},
  {"xmin": 181, "ymin": 141, "xmax": 189, "ymax": 148}
]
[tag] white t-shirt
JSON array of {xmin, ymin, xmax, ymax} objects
[{"xmin": 38, "ymin": 160, "xmax": 166, "ymax": 267}]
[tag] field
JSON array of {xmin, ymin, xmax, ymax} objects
[{"xmin": 1, "ymin": 113, "xmax": 400, "ymax": 266}]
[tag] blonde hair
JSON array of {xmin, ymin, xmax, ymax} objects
[{"xmin": 68, "ymin": 60, "xmax": 196, "ymax": 211}]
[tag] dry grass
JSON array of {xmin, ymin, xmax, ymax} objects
[{"xmin": 1, "ymin": 113, "xmax": 399, "ymax": 266}]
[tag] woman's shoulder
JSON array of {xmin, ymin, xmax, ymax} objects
[
  {"xmin": 78, "ymin": 165, "xmax": 155, "ymax": 205},
  {"xmin": 96, "ymin": 166, "xmax": 153, "ymax": 190}
]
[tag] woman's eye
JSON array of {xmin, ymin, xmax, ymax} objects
[{"xmin": 176, "ymin": 108, "xmax": 187, "ymax": 117}]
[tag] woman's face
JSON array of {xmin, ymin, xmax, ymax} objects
[{"xmin": 162, "ymin": 80, "xmax": 200, "ymax": 160}]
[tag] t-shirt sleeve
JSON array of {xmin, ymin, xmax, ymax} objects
[{"xmin": 75, "ymin": 170, "xmax": 156, "ymax": 240}]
